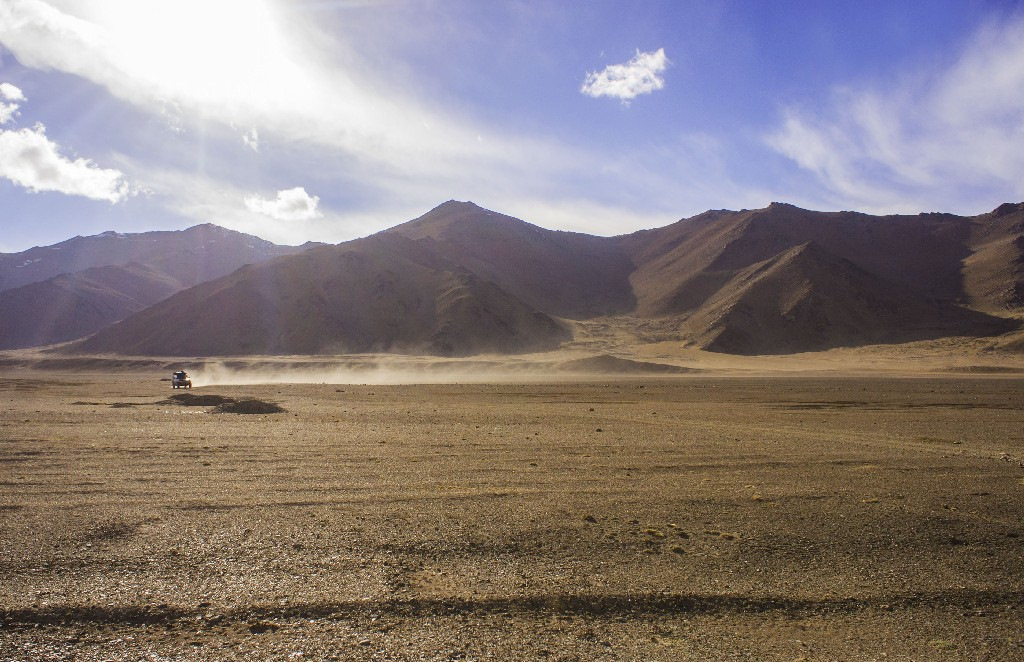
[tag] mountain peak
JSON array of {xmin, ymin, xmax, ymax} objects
[
  {"xmin": 431, "ymin": 200, "xmax": 481, "ymax": 213},
  {"xmin": 990, "ymin": 202, "xmax": 1024, "ymax": 218},
  {"xmin": 763, "ymin": 201, "xmax": 812, "ymax": 214}
]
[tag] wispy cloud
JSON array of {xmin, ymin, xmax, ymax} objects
[
  {"xmin": 766, "ymin": 16, "xmax": 1024, "ymax": 213},
  {"xmin": 581, "ymin": 48, "xmax": 669, "ymax": 104},
  {"xmin": 0, "ymin": 83, "xmax": 131, "ymax": 202},
  {"xmin": 245, "ymin": 187, "xmax": 322, "ymax": 221}
]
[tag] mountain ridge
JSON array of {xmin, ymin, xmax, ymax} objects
[
  {"xmin": 0, "ymin": 223, "xmax": 316, "ymax": 292},
  {"xmin": 28, "ymin": 199, "xmax": 1024, "ymax": 356}
]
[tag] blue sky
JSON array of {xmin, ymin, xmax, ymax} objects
[{"xmin": 1, "ymin": 0, "xmax": 1023, "ymax": 251}]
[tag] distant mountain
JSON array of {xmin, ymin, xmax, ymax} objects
[
  {"xmin": 0, "ymin": 224, "xmax": 318, "ymax": 349},
  {"xmin": 0, "ymin": 263, "xmax": 183, "ymax": 349},
  {"xmin": 57, "ymin": 200, "xmax": 1024, "ymax": 357},
  {"xmin": 0, "ymin": 223, "xmax": 314, "ymax": 292},
  {"xmin": 73, "ymin": 233, "xmax": 570, "ymax": 357}
]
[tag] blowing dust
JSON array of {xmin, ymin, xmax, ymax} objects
[{"xmin": 188, "ymin": 358, "xmax": 570, "ymax": 387}]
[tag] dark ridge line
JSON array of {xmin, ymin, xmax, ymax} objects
[{"xmin": 2, "ymin": 589, "xmax": 1022, "ymax": 627}]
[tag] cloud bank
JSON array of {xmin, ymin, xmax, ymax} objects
[
  {"xmin": 581, "ymin": 48, "xmax": 669, "ymax": 103},
  {"xmin": 244, "ymin": 187, "xmax": 322, "ymax": 221}
]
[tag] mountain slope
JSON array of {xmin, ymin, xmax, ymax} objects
[
  {"xmin": 680, "ymin": 242, "xmax": 1013, "ymax": 355},
  {"xmin": 0, "ymin": 224, "xmax": 313, "ymax": 292},
  {"xmin": 963, "ymin": 202, "xmax": 1024, "ymax": 312},
  {"xmin": 0, "ymin": 263, "xmax": 184, "ymax": 349},
  {"xmin": 387, "ymin": 201, "xmax": 635, "ymax": 318},
  {"xmin": 72, "ymin": 234, "xmax": 570, "ymax": 357},
  {"xmin": 624, "ymin": 203, "xmax": 975, "ymax": 317}
]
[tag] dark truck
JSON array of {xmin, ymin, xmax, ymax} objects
[{"xmin": 171, "ymin": 370, "xmax": 192, "ymax": 389}]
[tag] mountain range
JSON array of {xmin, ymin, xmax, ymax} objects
[
  {"xmin": 4, "ymin": 200, "xmax": 1023, "ymax": 356},
  {"xmin": 0, "ymin": 224, "xmax": 316, "ymax": 349}
]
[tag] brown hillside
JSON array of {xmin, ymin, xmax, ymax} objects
[
  {"xmin": 680, "ymin": 242, "xmax": 1014, "ymax": 355},
  {"xmin": 388, "ymin": 201, "xmax": 635, "ymax": 318},
  {"xmin": 625, "ymin": 203, "xmax": 974, "ymax": 317},
  {"xmin": 963, "ymin": 202, "xmax": 1024, "ymax": 311},
  {"xmin": 0, "ymin": 263, "xmax": 183, "ymax": 349},
  {"xmin": 72, "ymin": 234, "xmax": 569, "ymax": 357}
]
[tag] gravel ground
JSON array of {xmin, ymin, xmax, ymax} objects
[{"xmin": 1, "ymin": 374, "xmax": 1023, "ymax": 660}]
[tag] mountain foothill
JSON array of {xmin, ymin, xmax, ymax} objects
[{"xmin": 2, "ymin": 200, "xmax": 1023, "ymax": 356}]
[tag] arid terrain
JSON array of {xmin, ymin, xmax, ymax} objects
[{"xmin": 1, "ymin": 347, "xmax": 1023, "ymax": 660}]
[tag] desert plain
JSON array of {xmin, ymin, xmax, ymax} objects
[{"xmin": 1, "ymin": 345, "xmax": 1023, "ymax": 661}]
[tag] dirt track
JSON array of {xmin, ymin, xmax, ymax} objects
[{"xmin": 1, "ymin": 373, "xmax": 1023, "ymax": 660}]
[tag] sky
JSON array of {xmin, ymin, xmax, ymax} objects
[{"xmin": 1, "ymin": 0, "xmax": 1024, "ymax": 252}]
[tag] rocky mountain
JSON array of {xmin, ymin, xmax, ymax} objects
[{"xmin": 55, "ymin": 200, "xmax": 1024, "ymax": 356}]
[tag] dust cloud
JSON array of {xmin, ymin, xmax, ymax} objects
[{"xmin": 187, "ymin": 358, "xmax": 565, "ymax": 387}]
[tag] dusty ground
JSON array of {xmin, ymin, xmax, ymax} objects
[{"xmin": 1, "ymin": 361, "xmax": 1023, "ymax": 659}]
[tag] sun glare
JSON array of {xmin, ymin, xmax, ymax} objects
[{"xmin": 90, "ymin": 0, "xmax": 308, "ymax": 110}]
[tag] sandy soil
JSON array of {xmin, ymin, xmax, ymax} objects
[{"xmin": 1, "ymin": 356, "xmax": 1023, "ymax": 659}]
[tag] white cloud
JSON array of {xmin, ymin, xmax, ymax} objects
[
  {"xmin": 0, "ymin": 123, "xmax": 131, "ymax": 201},
  {"xmin": 581, "ymin": 48, "xmax": 669, "ymax": 103},
  {"xmin": 0, "ymin": 80, "xmax": 131, "ymax": 202},
  {"xmin": 244, "ymin": 186, "xmax": 322, "ymax": 221},
  {"xmin": 766, "ymin": 16, "xmax": 1024, "ymax": 213},
  {"xmin": 0, "ymin": 82, "xmax": 25, "ymax": 124},
  {"xmin": 243, "ymin": 127, "xmax": 259, "ymax": 152},
  {"xmin": 129, "ymin": 163, "xmax": 420, "ymax": 245}
]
